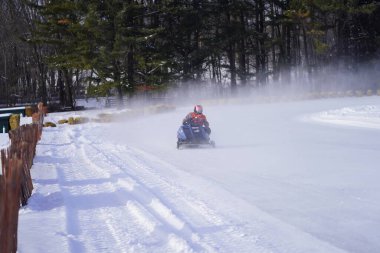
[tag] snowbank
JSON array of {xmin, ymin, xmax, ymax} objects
[{"xmin": 311, "ymin": 105, "xmax": 380, "ymax": 129}]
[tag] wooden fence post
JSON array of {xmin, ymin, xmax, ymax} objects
[{"xmin": 0, "ymin": 102, "xmax": 45, "ymax": 253}]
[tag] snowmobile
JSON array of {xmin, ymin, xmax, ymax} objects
[{"xmin": 177, "ymin": 123, "xmax": 215, "ymax": 149}]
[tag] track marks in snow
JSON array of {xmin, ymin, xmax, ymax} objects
[
  {"xmin": 80, "ymin": 129, "xmax": 275, "ymax": 252},
  {"xmin": 34, "ymin": 122, "xmax": 347, "ymax": 253},
  {"xmin": 78, "ymin": 128, "xmax": 223, "ymax": 252},
  {"xmin": 31, "ymin": 127, "xmax": 142, "ymax": 253},
  {"xmin": 150, "ymin": 198, "xmax": 185, "ymax": 231},
  {"xmin": 80, "ymin": 126, "xmax": 349, "ymax": 253},
  {"xmin": 67, "ymin": 126, "xmax": 210, "ymax": 252},
  {"xmin": 127, "ymin": 201, "xmax": 157, "ymax": 235},
  {"xmin": 23, "ymin": 118, "xmax": 349, "ymax": 253}
]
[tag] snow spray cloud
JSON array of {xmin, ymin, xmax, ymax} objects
[
  {"xmin": 251, "ymin": 59, "xmax": 380, "ymax": 100},
  {"xmin": 123, "ymin": 80, "xmax": 235, "ymax": 110},
  {"xmin": 140, "ymin": 59, "xmax": 380, "ymax": 108},
  {"xmin": 96, "ymin": 58, "xmax": 380, "ymax": 112}
]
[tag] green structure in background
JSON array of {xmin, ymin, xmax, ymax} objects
[
  {"xmin": 0, "ymin": 106, "xmax": 26, "ymax": 133},
  {"xmin": 0, "ymin": 106, "xmax": 26, "ymax": 117}
]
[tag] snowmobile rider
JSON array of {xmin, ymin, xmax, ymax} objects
[{"xmin": 183, "ymin": 105, "xmax": 211, "ymax": 135}]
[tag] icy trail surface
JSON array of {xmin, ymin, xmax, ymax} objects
[{"xmin": 18, "ymin": 96, "xmax": 380, "ymax": 253}]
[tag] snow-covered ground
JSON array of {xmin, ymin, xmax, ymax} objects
[
  {"xmin": 18, "ymin": 96, "xmax": 380, "ymax": 253},
  {"xmin": 310, "ymin": 104, "xmax": 380, "ymax": 129},
  {"xmin": 0, "ymin": 134, "xmax": 8, "ymax": 149}
]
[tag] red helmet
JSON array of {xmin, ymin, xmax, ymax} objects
[{"xmin": 194, "ymin": 105, "xmax": 203, "ymax": 114}]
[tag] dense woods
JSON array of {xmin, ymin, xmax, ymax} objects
[{"xmin": 1, "ymin": 0, "xmax": 379, "ymax": 107}]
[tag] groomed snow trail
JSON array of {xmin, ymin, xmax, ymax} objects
[
  {"xmin": 20, "ymin": 125, "xmax": 221, "ymax": 252},
  {"xmin": 19, "ymin": 116, "xmax": 347, "ymax": 253},
  {"xmin": 18, "ymin": 96, "xmax": 380, "ymax": 252}
]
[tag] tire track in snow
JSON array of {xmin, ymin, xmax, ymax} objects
[
  {"xmin": 68, "ymin": 126, "xmax": 162, "ymax": 253},
  {"xmin": 77, "ymin": 127, "xmax": 221, "ymax": 252},
  {"xmin": 63, "ymin": 126, "xmax": 202, "ymax": 252},
  {"xmin": 105, "ymin": 145, "xmax": 270, "ymax": 253},
  {"xmin": 26, "ymin": 125, "xmax": 251, "ymax": 253},
  {"xmin": 47, "ymin": 127, "xmax": 139, "ymax": 253},
  {"xmin": 79, "ymin": 124, "xmax": 349, "ymax": 253},
  {"xmin": 79, "ymin": 128, "xmax": 270, "ymax": 253}
]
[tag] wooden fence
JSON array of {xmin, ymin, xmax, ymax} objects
[{"xmin": 0, "ymin": 110, "xmax": 43, "ymax": 253}]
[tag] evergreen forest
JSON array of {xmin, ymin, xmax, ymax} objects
[{"xmin": 1, "ymin": 0, "xmax": 379, "ymax": 108}]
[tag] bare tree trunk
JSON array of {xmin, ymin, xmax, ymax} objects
[
  {"xmin": 254, "ymin": 0, "xmax": 267, "ymax": 86},
  {"xmin": 127, "ymin": 45, "xmax": 134, "ymax": 93},
  {"xmin": 63, "ymin": 69, "xmax": 73, "ymax": 109},
  {"xmin": 228, "ymin": 43, "xmax": 237, "ymax": 90},
  {"xmin": 224, "ymin": 5, "xmax": 237, "ymax": 91},
  {"xmin": 301, "ymin": 24, "xmax": 311, "ymax": 76},
  {"xmin": 238, "ymin": 10, "xmax": 247, "ymax": 86},
  {"xmin": 57, "ymin": 70, "xmax": 65, "ymax": 106}
]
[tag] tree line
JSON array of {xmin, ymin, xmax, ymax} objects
[{"xmin": 0, "ymin": 0, "xmax": 379, "ymax": 108}]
